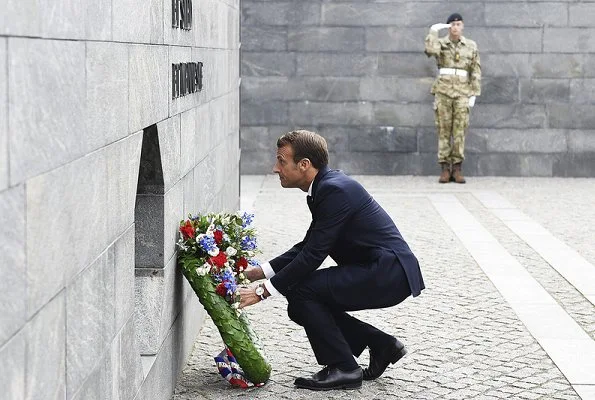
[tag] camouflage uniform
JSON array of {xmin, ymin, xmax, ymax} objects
[{"xmin": 424, "ymin": 30, "xmax": 481, "ymax": 165}]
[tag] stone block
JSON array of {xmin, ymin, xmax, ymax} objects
[
  {"xmin": 242, "ymin": 76, "xmax": 361, "ymax": 102},
  {"xmin": 157, "ymin": 257, "xmax": 187, "ymax": 343},
  {"xmin": 9, "ymin": 38, "xmax": 86, "ymax": 184},
  {"xmin": 288, "ymin": 27, "xmax": 365, "ymax": 52},
  {"xmin": 39, "ymin": 0, "xmax": 85, "ymax": 39},
  {"xmin": 112, "ymin": 0, "xmax": 163, "ymax": 43},
  {"xmin": 106, "ymin": 132, "xmax": 143, "ymax": 240},
  {"xmin": 323, "ymin": 2, "xmax": 481, "ymax": 27},
  {"xmin": 133, "ymin": 294, "xmax": 203, "ymax": 400},
  {"xmin": 135, "ymin": 194, "xmax": 165, "ymax": 268},
  {"xmin": 183, "ymin": 171, "xmax": 195, "ymax": 217},
  {"xmin": 114, "ymin": 226, "xmax": 136, "ymax": 332},
  {"xmin": 360, "ymin": 77, "xmax": 434, "ymax": 103},
  {"xmin": 87, "ymin": 42, "xmax": 129, "ymax": 150},
  {"xmin": 128, "ymin": 45, "xmax": 169, "ymax": 133},
  {"xmin": 86, "ymin": 0, "xmax": 111, "ymax": 40},
  {"xmin": 0, "ymin": 39, "xmax": 6, "ymax": 190},
  {"xmin": 195, "ymin": 103, "xmax": 212, "ymax": 163},
  {"xmin": 530, "ymin": 54, "xmax": 582, "ymax": 78},
  {"xmin": 297, "ymin": 53, "xmax": 377, "ymax": 77},
  {"xmin": 71, "ymin": 343, "xmax": 116, "ymax": 400},
  {"xmin": 157, "ymin": 115, "xmax": 182, "ymax": 192},
  {"xmin": 0, "ymin": 185, "xmax": 26, "ymax": 344},
  {"xmin": 240, "ymin": 150, "xmax": 273, "ymax": 174},
  {"xmin": 485, "ymin": 129, "xmax": 567, "ymax": 153},
  {"xmin": 470, "ymin": 104, "xmax": 546, "ymax": 129},
  {"xmin": 373, "ymin": 103, "xmax": 435, "ymax": 127},
  {"xmin": 333, "ymin": 152, "xmax": 422, "ymax": 175},
  {"xmin": 240, "ymin": 26, "xmax": 288, "ymax": 51},
  {"xmin": 567, "ymin": 130, "xmax": 595, "ymax": 152},
  {"xmin": 1, "ymin": 0, "xmax": 40, "ymax": 36},
  {"xmin": 544, "ymin": 28, "xmax": 595, "ymax": 53},
  {"xmin": 366, "ymin": 28, "xmax": 430, "ymax": 52},
  {"xmin": 181, "ymin": 110, "xmax": 196, "ymax": 176},
  {"xmin": 570, "ymin": 79, "xmax": 595, "ymax": 104},
  {"xmin": 468, "ymin": 154, "xmax": 554, "ymax": 177},
  {"xmin": 569, "ymin": 3, "xmax": 595, "ymax": 27},
  {"xmin": 241, "ymin": 100, "xmax": 288, "ymax": 125},
  {"xmin": 0, "ymin": 323, "xmax": 25, "ymax": 400},
  {"xmin": 553, "ymin": 153, "xmax": 595, "ymax": 177},
  {"xmin": 485, "ymin": 3, "xmax": 567, "ymax": 27},
  {"xmin": 194, "ymin": 154, "xmax": 218, "ymax": 212},
  {"xmin": 289, "ymin": 101, "xmax": 373, "ymax": 126},
  {"xmin": 169, "ymin": 46, "xmax": 199, "ymax": 117},
  {"xmin": 242, "ymin": 2, "xmax": 320, "ymax": 26},
  {"xmin": 520, "ymin": 79, "xmax": 570, "ymax": 104},
  {"xmin": 241, "ymin": 51, "xmax": 295, "ymax": 77},
  {"xmin": 548, "ymin": 104, "xmax": 595, "ymax": 129},
  {"xmin": 378, "ymin": 53, "xmax": 437, "ymax": 77},
  {"xmin": 164, "ymin": 182, "xmax": 184, "ymax": 266},
  {"xmin": 66, "ymin": 251, "xmax": 115, "ymax": 399},
  {"xmin": 241, "ymin": 126, "xmax": 273, "ymax": 152},
  {"xmin": 582, "ymin": 55, "xmax": 595, "ymax": 78},
  {"xmin": 481, "ymin": 54, "xmax": 532, "ymax": 77},
  {"xmin": 119, "ymin": 317, "xmax": 144, "ymax": 400},
  {"xmin": 25, "ymin": 292, "xmax": 66, "ymax": 400},
  {"xmin": 349, "ymin": 126, "xmax": 417, "ymax": 152},
  {"xmin": 470, "ymin": 28, "xmax": 542, "ymax": 53},
  {"xmin": 134, "ymin": 268, "xmax": 165, "ymax": 354},
  {"xmin": 26, "ymin": 150, "xmax": 109, "ymax": 317},
  {"xmin": 164, "ymin": 0, "xmax": 195, "ymax": 46},
  {"xmin": 480, "ymin": 78, "xmax": 519, "ymax": 104}
]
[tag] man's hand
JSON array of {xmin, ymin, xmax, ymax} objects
[
  {"xmin": 244, "ymin": 265, "xmax": 265, "ymax": 282},
  {"xmin": 239, "ymin": 283, "xmax": 262, "ymax": 309},
  {"xmin": 469, "ymin": 96, "xmax": 476, "ymax": 108},
  {"xmin": 430, "ymin": 23, "xmax": 451, "ymax": 32}
]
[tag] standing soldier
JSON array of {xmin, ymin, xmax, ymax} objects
[{"xmin": 424, "ymin": 13, "xmax": 481, "ymax": 183}]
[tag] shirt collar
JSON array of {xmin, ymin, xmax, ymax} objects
[
  {"xmin": 307, "ymin": 180, "xmax": 314, "ymax": 196},
  {"xmin": 446, "ymin": 36, "xmax": 466, "ymax": 46}
]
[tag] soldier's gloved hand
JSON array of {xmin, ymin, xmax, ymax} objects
[
  {"xmin": 430, "ymin": 23, "xmax": 451, "ymax": 32},
  {"xmin": 469, "ymin": 96, "xmax": 476, "ymax": 108}
]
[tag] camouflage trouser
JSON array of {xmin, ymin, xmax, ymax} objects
[{"xmin": 433, "ymin": 93, "xmax": 470, "ymax": 165}]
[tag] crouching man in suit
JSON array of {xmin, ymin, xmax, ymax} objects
[{"xmin": 239, "ymin": 130, "xmax": 425, "ymax": 391}]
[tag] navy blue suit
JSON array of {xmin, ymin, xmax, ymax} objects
[{"xmin": 269, "ymin": 167, "xmax": 424, "ymax": 367}]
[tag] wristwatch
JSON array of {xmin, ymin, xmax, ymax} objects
[{"xmin": 255, "ymin": 284, "xmax": 266, "ymax": 301}]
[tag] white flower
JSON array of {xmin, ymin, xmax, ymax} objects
[
  {"xmin": 226, "ymin": 246, "xmax": 237, "ymax": 257},
  {"xmin": 196, "ymin": 263, "xmax": 211, "ymax": 276},
  {"xmin": 208, "ymin": 247, "xmax": 219, "ymax": 257},
  {"xmin": 222, "ymin": 216, "xmax": 230, "ymax": 225}
]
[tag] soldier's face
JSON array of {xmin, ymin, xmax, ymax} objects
[{"xmin": 449, "ymin": 21, "xmax": 464, "ymax": 37}]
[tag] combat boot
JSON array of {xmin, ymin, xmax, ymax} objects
[
  {"xmin": 452, "ymin": 163, "xmax": 466, "ymax": 184},
  {"xmin": 438, "ymin": 163, "xmax": 451, "ymax": 184}
]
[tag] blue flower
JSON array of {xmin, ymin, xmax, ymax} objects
[
  {"xmin": 241, "ymin": 212, "xmax": 254, "ymax": 228},
  {"xmin": 241, "ymin": 236, "xmax": 257, "ymax": 251},
  {"xmin": 197, "ymin": 235, "xmax": 217, "ymax": 253}
]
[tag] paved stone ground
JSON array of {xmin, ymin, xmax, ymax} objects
[{"xmin": 172, "ymin": 176, "xmax": 595, "ymax": 400}]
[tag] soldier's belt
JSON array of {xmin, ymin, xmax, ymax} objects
[{"xmin": 439, "ymin": 68, "xmax": 468, "ymax": 77}]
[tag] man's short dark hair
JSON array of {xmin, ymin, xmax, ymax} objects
[
  {"xmin": 277, "ymin": 130, "xmax": 329, "ymax": 169},
  {"xmin": 446, "ymin": 13, "xmax": 463, "ymax": 24}
]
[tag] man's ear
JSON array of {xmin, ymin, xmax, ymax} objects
[{"xmin": 299, "ymin": 158, "xmax": 311, "ymax": 171}]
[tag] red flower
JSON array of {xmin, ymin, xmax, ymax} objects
[
  {"xmin": 216, "ymin": 282, "xmax": 227, "ymax": 297},
  {"xmin": 180, "ymin": 221, "xmax": 195, "ymax": 240},
  {"xmin": 209, "ymin": 252, "xmax": 227, "ymax": 267},
  {"xmin": 235, "ymin": 257, "xmax": 248, "ymax": 272},
  {"xmin": 213, "ymin": 230, "xmax": 223, "ymax": 244}
]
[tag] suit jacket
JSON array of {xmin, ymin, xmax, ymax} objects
[{"xmin": 269, "ymin": 166, "xmax": 425, "ymax": 297}]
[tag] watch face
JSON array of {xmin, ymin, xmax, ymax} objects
[{"xmin": 255, "ymin": 286, "xmax": 264, "ymax": 296}]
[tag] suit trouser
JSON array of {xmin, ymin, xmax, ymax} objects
[{"xmin": 286, "ymin": 258, "xmax": 412, "ymax": 367}]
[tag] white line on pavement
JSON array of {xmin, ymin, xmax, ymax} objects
[{"xmin": 430, "ymin": 194, "xmax": 595, "ymax": 397}]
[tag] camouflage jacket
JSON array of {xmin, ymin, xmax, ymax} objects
[{"xmin": 424, "ymin": 30, "xmax": 481, "ymax": 98}]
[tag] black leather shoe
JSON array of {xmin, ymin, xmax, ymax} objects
[
  {"xmin": 294, "ymin": 366, "xmax": 363, "ymax": 391},
  {"xmin": 363, "ymin": 337, "xmax": 407, "ymax": 381}
]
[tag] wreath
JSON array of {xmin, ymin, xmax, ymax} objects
[{"xmin": 177, "ymin": 212, "xmax": 271, "ymax": 386}]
